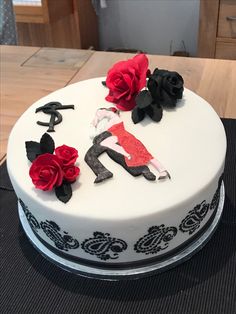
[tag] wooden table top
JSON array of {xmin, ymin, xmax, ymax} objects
[{"xmin": 1, "ymin": 45, "xmax": 236, "ymax": 163}]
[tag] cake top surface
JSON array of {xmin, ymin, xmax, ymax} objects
[{"xmin": 7, "ymin": 77, "xmax": 226, "ymax": 220}]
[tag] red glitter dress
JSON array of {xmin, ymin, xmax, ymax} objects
[{"xmin": 108, "ymin": 122, "xmax": 153, "ymax": 167}]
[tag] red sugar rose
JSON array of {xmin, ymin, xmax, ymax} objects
[
  {"xmin": 29, "ymin": 154, "xmax": 63, "ymax": 191},
  {"xmin": 105, "ymin": 54, "xmax": 149, "ymax": 111},
  {"xmin": 63, "ymin": 165, "xmax": 80, "ymax": 183},
  {"xmin": 55, "ymin": 145, "xmax": 78, "ymax": 166}
]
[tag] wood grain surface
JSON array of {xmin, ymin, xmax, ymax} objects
[
  {"xmin": 0, "ymin": 45, "xmax": 93, "ymax": 160},
  {"xmin": 1, "ymin": 45, "xmax": 236, "ymax": 163},
  {"xmin": 23, "ymin": 47, "xmax": 93, "ymax": 69}
]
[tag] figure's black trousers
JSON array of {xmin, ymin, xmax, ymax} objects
[{"xmin": 84, "ymin": 131, "xmax": 156, "ymax": 181}]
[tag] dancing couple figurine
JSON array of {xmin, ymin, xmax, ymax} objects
[{"xmin": 85, "ymin": 107, "xmax": 170, "ymax": 183}]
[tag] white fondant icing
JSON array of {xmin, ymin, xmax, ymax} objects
[{"xmin": 7, "ymin": 78, "xmax": 226, "ymax": 264}]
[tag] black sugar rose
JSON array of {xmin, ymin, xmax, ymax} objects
[{"xmin": 147, "ymin": 68, "xmax": 184, "ymax": 107}]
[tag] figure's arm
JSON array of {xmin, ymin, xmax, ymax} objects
[{"xmin": 91, "ymin": 115, "xmax": 99, "ymax": 127}]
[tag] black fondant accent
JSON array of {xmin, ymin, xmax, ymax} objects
[
  {"xmin": 179, "ymin": 201, "xmax": 210, "ymax": 235},
  {"xmin": 147, "ymin": 68, "xmax": 184, "ymax": 108},
  {"xmin": 40, "ymin": 133, "xmax": 55, "ymax": 154},
  {"xmin": 81, "ymin": 232, "xmax": 127, "ymax": 260},
  {"xmin": 179, "ymin": 175, "xmax": 223, "ymax": 235},
  {"xmin": 210, "ymin": 175, "xmax": 223, "ymax": 210},
  {"xmin": 25, "ymin": 141, "xmax": 41, "ymax": 162},
  {"xmin": 40, "ymin": 220, "xmax": 79, "ymax": 251},
  {"xmin": 19, "ymin": 199, "xmax": 79, "ymax": 251},
  {"xmin": 106, "ymin": 149, "xmax": 156, "ymax": 181},
  {"xmin": 145, "ymin": 103, "xmax": 163, "ymax": 122},
  {"xmin": 19, "ymin": 198, "xmax": 40, "ymax": 231},
  {"xmin": 18, "ymin": 179, "xmax": 222, "ymax": 270},
  {"xmin": 55, "ymin": 181, "xmax": 72, "ymax": 203},
  {"xmin": 131, "ymin": 68, "xmax": 183, "ymax": 124},
  {"xmin": 35, "ymin": 101, "xmax": 74, "ymax": 132},
  {"xmin": 21, "ymin": 199, "xmax": 220, "ymax": 270},
  {"xmin": 84, "ymin": 131, "xmax": 114, "ymax": 183},
  {"xmin": 134, "ymin": 225, "xmax": 178, "ymax": 254},
  {"xmin": 85, "ymin": 131, "xmax": 156, "ymax": 183},
  {"xmin": 132, "ymin": 106, "xmax": 146, "ymax": 124},
  {"xmin": 135, "ymin": 90, "xmax": 153, "ymax": 109},
  {"xmin": 25, "ymin": 133, "xmax": 55, "ymax": 162},
  {"xmin": 132, "ymin": 90, "xmax": 163, "ymax": 124}
]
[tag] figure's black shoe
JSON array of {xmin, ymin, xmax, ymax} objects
[
  {"xmin": 142, "ymin": 170, "xmax": 156, "ymax": 181},
  {"xmin": 94, "ymin": 170, "xmax": 113, "ymax": 183}
]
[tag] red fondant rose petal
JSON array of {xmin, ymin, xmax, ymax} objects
[
  {"xmin": 63, "ymin": 165, "xmax": 80, "ymax": 183},
  {"xmin": 105, "ymin": 53, "xmax": 149, "ymax": 111},
  {"xmin": 115, "ymin": 97, "xmax": 136, "ymax": 111},
  {"xmin": 55, "ymin": 145, "xmax": 78, "ymax": 166},
  {"xmin": 29, "ymin": 154, "xmax": 63, "ymax": 191}
]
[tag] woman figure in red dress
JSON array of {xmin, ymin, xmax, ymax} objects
[{"xmin": 85, "ymin": 107, "xmax": 170, "ymax": 183}]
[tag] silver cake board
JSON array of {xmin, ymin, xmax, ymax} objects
[{"xmin": 18, "ymin": 183, "xmax": 225, "ymax": 281}]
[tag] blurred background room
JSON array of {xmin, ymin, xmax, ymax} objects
[{"xmin": 0, "ymin": 0, "xmax": 236, "ymax": 59}]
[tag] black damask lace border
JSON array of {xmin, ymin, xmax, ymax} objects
[{"xmin": 21, "ymin": 198, "xmax": 220, "ymax": 270}]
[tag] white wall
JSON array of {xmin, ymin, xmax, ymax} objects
[{"xmin": 98, "ymin": 0, "xmax": 200, "ymax": 56}]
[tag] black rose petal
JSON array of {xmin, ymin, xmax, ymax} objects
[
  {"xmin": 161, "ymin": 89, "xmax": 177, "ymax": 107},
  {"xmin": 146, "ymin": 103, "xmax": 163, "ymax": 122},
  {"xmin": 148, "ymin": 68, "xmax": 184, "ymax": 108},
  {"xmin": 132, "ymin": 106, "xmax": 145, "ymax": 124},
  {"xmin": 153, "ymin": 68, "xmax": 166, "ymax": 76},
  {"xmin": 135, "ymin": 90, "xmax": 153, "ymax": 109},
  {"xmin": 163, "ymin": 74, "xmax": 183, "ymax": 97}
]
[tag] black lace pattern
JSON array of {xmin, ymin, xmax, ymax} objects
[
  {"xmin": 19, "ymin": 198, "xmax": 79, "ymax": 252},
  {"xmin": 210, "ymin": 174, "xmax": 223, "ymax": 210},
  {"xmin": 19, "ymin": 198, "xmax": 40, "ymax": 231},
  {"xmin": 81, "ymin": 232, "xmax": 128, "ymax": 260},
  {"xmin": 179, "ymin": 175, "xmax": 223, "ymax": 235},
  {"xmin": 134, "ymin": 225, "xmax": 178, "ymax": 254},
  {"xmin": 40, "ymin": 220, "xmax": 79, "ymax": 251},
  {"xmin": 19, "ymin": 174, "xmax": 223, "ymax": 259},
  {"xmin": 179, "ymin": 201, "xmax": 210, "ymax": 235}
]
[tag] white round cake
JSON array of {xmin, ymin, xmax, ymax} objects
[{"xmin": 7, "ymin": 77, "xmax": 226, "ymax": 277}]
